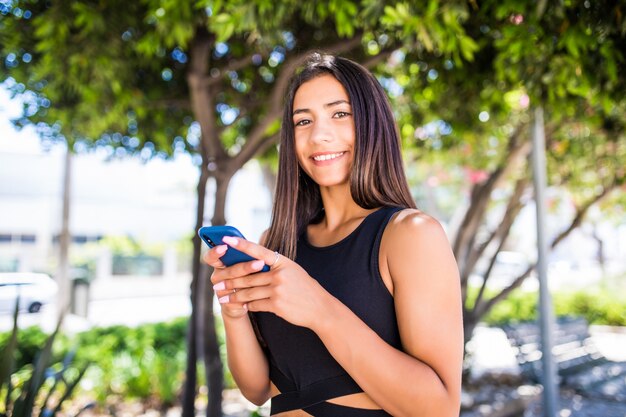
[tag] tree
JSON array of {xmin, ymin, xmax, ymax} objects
[
  {"xmin": 1, "ymin": 1, "xmax": 477, "ymax": 414},
  {"xmin": 378, "ymin": 0, "xmax": 626, "ymax": 350}
]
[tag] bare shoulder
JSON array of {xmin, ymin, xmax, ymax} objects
[
  {"xmin": 385, "ymin": 208, "xmax": 449, "ymax": 246},
  {"xmin": 381, "ymin": 209, "xmax": 457, "ymax": 285}
]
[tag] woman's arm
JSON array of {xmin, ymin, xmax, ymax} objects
[
  {"xmin": 221, "ymin": 313, "xmax": 271, "ymax": 405},
  {"xmin": 312, "ymin": 210, "xmax": 463, "ymax": 416},
  {"xmin": 204, "ymin": 246, "xmax": 271, "ymax": 405}
]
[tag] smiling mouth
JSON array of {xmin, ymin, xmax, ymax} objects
[{"xmin": 312, "ymin": 152, "xmax": 345, "ymax": 162}]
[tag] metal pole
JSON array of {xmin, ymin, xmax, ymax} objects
[{"xmin": 531, "ymin": 106, "xmax": 559, "ymax": 417}]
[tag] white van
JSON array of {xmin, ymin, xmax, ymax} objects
[{"xmin": 0, "ymin": 272, "xmax": 58, "ymax": 314}]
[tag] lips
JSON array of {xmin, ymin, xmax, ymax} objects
[{"xmin": 311, "ymin": 152, "xmax": 345, "ymax": 162}]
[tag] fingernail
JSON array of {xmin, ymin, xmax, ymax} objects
[
  {"xmin": 251, "ymin": 260, "xmax": 264, "ymax": 270},
  {"xmin": 213, "ymin": 282, "xmax": 225, "ymax": 291},
  {"xmin": 216, "ymin": 245, "xmax": 227, "ymax": 254},
  {"xmin": 222, "ymin": 236, "xmax": 238, "ymax": 246},
  {"xmin": 218, "ymin": 295, "xmax": 229, "ymax": 304}
]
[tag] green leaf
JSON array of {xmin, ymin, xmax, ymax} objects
[
  {"xmin": 417, "ymin": 24, "xmax": 434, "ymax": 51},
  {"xmin": 459, "ymin": 35, "xmax": 478, "ymax": 61}
]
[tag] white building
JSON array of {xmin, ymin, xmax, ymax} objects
[{"xmin": 0, "ymin": 91, "xmax": 273, "ymax": 278}]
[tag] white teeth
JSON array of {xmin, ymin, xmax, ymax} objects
[{"xmin": 313, "ymin": 152, "xmax": 344, "ymax": 161}]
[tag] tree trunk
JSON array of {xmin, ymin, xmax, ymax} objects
[
  {"xmin": 181, "ymin": 162, "xmax": 210, "ymax": 417},
  {"xmin": 202, "ymin": 171, "xmax": 233, "ymax": 417},
  {"xmin": 202, "ymin": 264, "xmax": 223, "ymax": 417},
  {"xmin": 183, "ymin": 26, "xmax": 219, "ymax": 417},
  {"xmin": 57, "ymin": 144, "xmax": 72, "ymax": 315}
]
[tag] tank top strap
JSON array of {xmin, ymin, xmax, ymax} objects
[{"xmin": 369, "ymin": 206, "xmax": 404, "ymax": 280}]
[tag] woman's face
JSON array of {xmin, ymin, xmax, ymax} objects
[{"xmin": 292, "ymin": 74, "xmax": 356, "ymax": 189}]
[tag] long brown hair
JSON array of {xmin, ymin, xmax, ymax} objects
[{"xmin": 264, "ymin": 53, "xmax": 416, "ymax": 259}]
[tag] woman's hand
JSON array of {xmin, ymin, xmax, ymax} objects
[
  {"xmin": 203, "ymin": 244, "xmax": 251, "ymax": 319},
  {"xmin": 209, "ymin": 236, "xmax": 329, "ymax": 329}
]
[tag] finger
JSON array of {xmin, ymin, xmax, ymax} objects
[
  {"xmin": 212, "ymin": 272, "xmax": 272, "ymax": 292},
  {"xmin": 220, "ymin": 303, "xmax": 249, "ymax": 319},
  {"xmin": 203, "ymin": 244, "xmax": 228, "ymax": 267},
  {"xmin": 214, "ymin": 288, "xmax": 234, "ymax": 298},
  {"xmin": 211, "ymin": 259, "xmax": 266, "ymax": 284},
  {"xmin": 218, "ymin": 285, "xmax": 273, "ymax": 305},
  {"xmin": 221, "ymin": 236, "xmax": 279, "ymax": 267}
]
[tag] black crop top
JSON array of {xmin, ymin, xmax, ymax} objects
[{"xmin": 252, "ymin": 207, "xmax": 404, "ymax": 416}]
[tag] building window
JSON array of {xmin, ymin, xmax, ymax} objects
[
  {"xmin": 20, "ymin": 234, "xmax": 36, "ymax": 244},
  {"xmin": 52, "ymin": 234, "xmax": 103, "ymax": 245},
  {"xmin": 73, "ymin": 235, "xmax": 88, "ymax": 244},
  {"xmin": 0, "ymin": 234, "xmax": 36, "ymax": 244}
]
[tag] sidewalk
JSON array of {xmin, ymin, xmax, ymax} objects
[
  {"xmin": 464, "ymin": 324, "xmax": 626, "ymax": 417},
  {"xmin": 467, "ymin": 323, "xmax": 626, "ymax": 379}
]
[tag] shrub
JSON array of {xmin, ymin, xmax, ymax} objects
[
  {"xmin": 1, "ymin": 314, "xmax": 252, "ymax": 411},
  {"xmin": 0, "ymin": 306, "xmax": 91, "ymax": 416},
  {"xmin": 481, "ymin": 288, "xmax": 626, "ymax": 326},
  {"xmin": 74, "ymin": 317, "xmax": 190, "ymax": 407}
]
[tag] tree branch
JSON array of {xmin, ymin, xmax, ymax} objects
[
  {"xmin": 470, "ymin": 176, "xmax": 530, "ymax": 314},
  {"xmin": 550, "ymin": 180, "xmax": 617, "ymax": 248},
  {"xmin": 216, "ymin": 108, "xmax": 249, "ymax": 137},
  {"xmin": 454, "ymin": 123, "xmax": 530, "ymax": 279},
  {"xmin": 464, "ymin": 173, "xmax": 531, "ymax": 283},
  {"xmin": 207, "ymin": 51, "xmax": 272, "ymax": 88},
  {"xmin": 187, "ymin": 26, "xmax": 226, "ymax": 161},
  {"xmin": 474, "ymin": 181, "xmax": 619, "ymax": 318}
]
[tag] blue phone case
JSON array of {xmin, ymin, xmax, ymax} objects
[{"xmin": 198, "ymin": 225, "xmax": 269, "ymax": 272}]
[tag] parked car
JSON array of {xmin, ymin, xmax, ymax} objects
[{"xmin": 0, "ymin": 272, "xmax": 58, "ymax": 314}]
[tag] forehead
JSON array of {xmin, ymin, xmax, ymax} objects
[{"xmin": 293, "ymin": 74, "xmax": 350, "ymax": 109}]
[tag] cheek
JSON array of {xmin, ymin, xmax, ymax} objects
[
  {"xmin": 294, "ymin": 137, "xmax": 307, "ymax": 163},
  {"xmin": 341, "ymin": 123, "xmax": 356, "ymax": 147}
]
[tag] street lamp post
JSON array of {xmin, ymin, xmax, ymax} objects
[{"xmin": 531, "ymin": 106, "xmax": 559, "ymax": 417}]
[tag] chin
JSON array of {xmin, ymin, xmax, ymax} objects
[{"xmin": 315, "ymin": 177, "xmax": 350, "ymax": 188}]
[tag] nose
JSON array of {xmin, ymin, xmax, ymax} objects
[{"xmin": 310, "ymin": 119, "xmax": 334, "ymax": 143}]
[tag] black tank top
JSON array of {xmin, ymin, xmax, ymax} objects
[{"xmin": 252, "ymin": 206, "xmax": 403, "ymax": 416}]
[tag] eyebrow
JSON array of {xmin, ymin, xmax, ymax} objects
[{"xmin": 293, "ymin": 99, "xmax": 351, "ymax": 116}]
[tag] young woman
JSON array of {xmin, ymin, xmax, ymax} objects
[{"xmin": 205, "ymin": 53, "xmax": 463, "ymax": 417}]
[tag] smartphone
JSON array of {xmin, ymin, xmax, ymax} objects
[{"xmin": 198, "ymin": 225, "xmax": 269, "ymax": 272}]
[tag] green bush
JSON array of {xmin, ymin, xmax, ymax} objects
[
  {"xmin": 481, "ymin": 288, "xmax": 626, "ymax": 326},
  {"xmin": 75, "ymin": 317, "xmax": 189, "ymax": 406},
  {"xmin": 1, "ymin": 314, "xmax": 248, "ymax": 411},
  {"xmin": 0, "ymin": 309, "xmax": 90, "ymax": 417},
  {"xmin": 0, "ymin": 326, "xmax": 53, "ymax": 370}
]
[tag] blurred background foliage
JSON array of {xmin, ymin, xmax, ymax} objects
[{"xmin": 1, "ymin": 0, "xmax": 625, "ymax": 414}]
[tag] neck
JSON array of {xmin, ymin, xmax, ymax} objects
[{"xmin": 318, "ymin": 183, "xmax": 373, "ymax": 230}]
